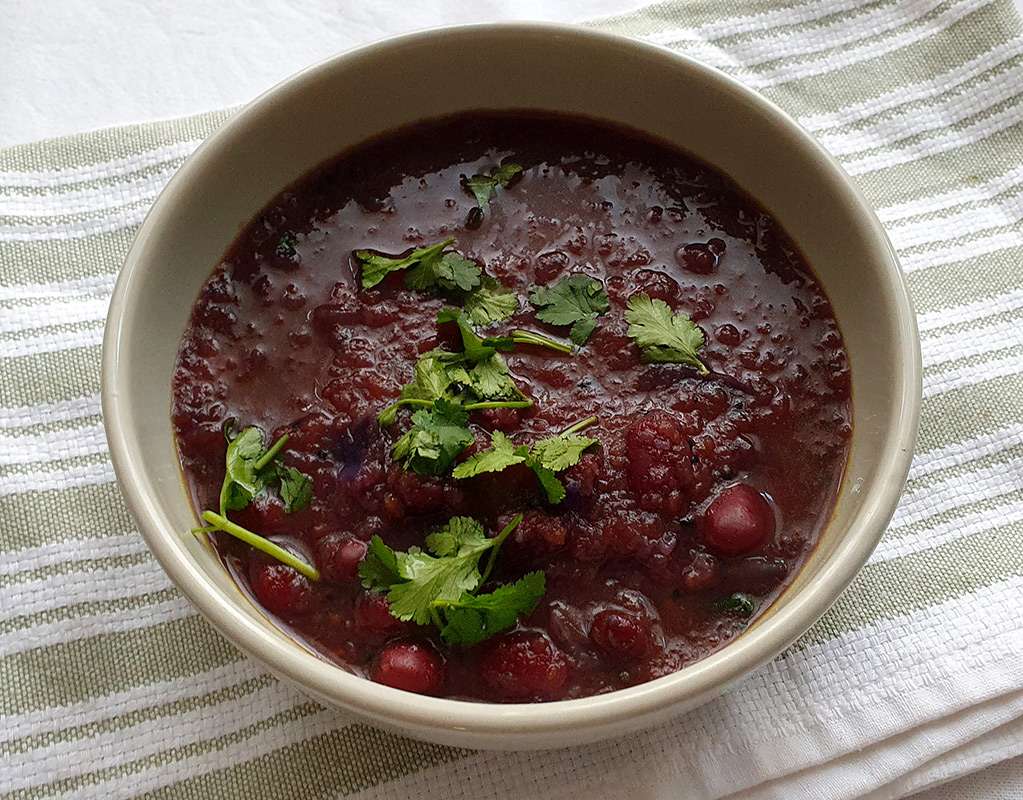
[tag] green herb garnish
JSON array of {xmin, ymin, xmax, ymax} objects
[
  {"xmin": 405, "ymin": 249, "xmax": 482, "ymax": 294},
  {"xmin": 391, "ymin": 399, "xmax": 476, "ymax": 476},
  {"xmin": 199, "ymin": 511, "xmax": 321, "ymax": 582},
  {"xmin": 451, "ymin": 431, "xmax": 526, "ymax": 477},
  {"xmin": 193, "ymin": 425, "xmax": 318, "ymax": 580},
  {"xmin": 464, "ymin": 163, "xmax": 523, "ymax": 210},
  {"xmin": 275, "ymin": 233, "xmax": 298, "ymax": 257},
  {"xmin": 433, "ymin": 572, "xmax": 546, "ymax": 646},
  {"xmin": 278, "ymin": 466, "xmax": 314, "ymax": 513},
  {"xmin": 463, "ymin": 276, "xmax": 520, "ymax": 327},
  {"xmin": 377, "ymin": 308, "xmax": 571, "ymax": 435},
  {"xmin": 354, "ymin": 238, "xmax": 520, "ymax": 326},
  {"xmin": 354, "ymin": 237, "xmax": 458, "ymax": 290},
  {"xmin": 358, "ymin": 515, "xmax": 543, "ymax": 644},
  {"xmin": 452, "ymin": 417, "xmax": 599, "ymax": 504},
  {"xmin": 713, "ymin": 593, "xmax": 756, "ymax": 618},
  {"xmin": 218, "ymin": 426, "xmax": 312, "ymax": 515},
  {"xmin": 624, "ymin": 293, "xmax": 709, "ymax": 374},
  {"xmin": 528, "ymin": 274, "xmax": 610, "ymax": 345},
  {"xmin": 442, "ymin": 307, "xmax": 572, "ymax": 357}
]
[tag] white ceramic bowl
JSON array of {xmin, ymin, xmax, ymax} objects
[{"xmin": 102, "ymin": 23, "xmax": 921, "ymax": 750}]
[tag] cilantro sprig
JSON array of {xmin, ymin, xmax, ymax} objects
[
  {"xmin": 358, "ymin": 515, "xmax": 545, "ymax": 645},
  {"xmin": 463, "ymin": 162, "xmax": 523, "ymax": 226},
  {"xmin": 354, "ymin": 238, "xmax": 520, "ymax": 326},
  {"xmin": 355, "ymin": 238, "xmax": 462, "ymax": 290},
  {"xmin": 217, "ymin": 422, "xmax": 312, "ymax": 515},
  {"xmin": 463, "ymin": 276, "xmax": 520, "ymax": 327},
  {"xmin": 192, "ymin": 424, "xmax": 319, "ymax": 581},
  {"xmin": 452, "ymin": 417, "xmax": 600, "ymax": 504},
  {"xmin": 529, "ymin": 274, "xmax": 610, "ymax": 345},
  {"xmin": 624, "ymin": 293, "xmax": 709, "ymax": 375},
  {"xmin": 391, "ymin": 399, "xmax": 475, "ymax": 476},
  {"xmin": 377, "ymin": 308, "xmax": 571, "ymax": 433},
  {"xmin": 433, "ymin": 571, "xmax": 546, "ymax": 646}
]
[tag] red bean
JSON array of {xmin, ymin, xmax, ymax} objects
[
  {"xmin": 371, "ymin": 642, "xmax": 445, "ymax": 695},
  {"xmin": 479, "ymin": 631, "xmax": 568, "ymax": 700},
  {"xmin": 675, "ymin": 242, "xmax": 718, "ymax": 274},
  {"xmin": 589, "ymin": 609, "xmax": 650, "ymax": 661},
  {"xmin": 248, "ymin": 558, "xmax": 316, "ymax": 617},
  {"xmin": 534, "ymin": 249, "xmax": 570, "ymax": 283},
  {"xmin": 625, "ymin": 412, "xmax": 694, "ymax": 513},
  {"xmin": 354, "ymin": 592, "xmax": 406, "ymax": 639},
  {"xmin": 701, "ymin": 483, "xmax": 775, "ymax": 557},
  {"xmin": 315, "ymin": 534, "xmax": 368, "ymax": 583},
  {"xmin": 715, "ymin": 323, "xmax": 742, "ymax": 346},
  {"xmin": 680, "ymin": 551, "xmax": 719, "ymax": 592}
]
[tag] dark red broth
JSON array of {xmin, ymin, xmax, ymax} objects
[{"xmin": 172, "ymin": 112, "xmax": 851, "ymax": 702}]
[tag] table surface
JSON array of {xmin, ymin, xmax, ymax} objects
[{"xmin": 4, "ymin": 0, "xmax": 1023, "ymax": 797}]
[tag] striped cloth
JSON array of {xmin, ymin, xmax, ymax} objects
[{"xmin": 3, "ymin": 1, "xmax": 1023, "ymax": 798}]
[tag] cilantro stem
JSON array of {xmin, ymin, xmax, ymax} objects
[
  {"xmin": 462, "ymin": 400, "xmax": 534, "ymax": 411},
  {"xmin": 254, "ymin": 433, "xmax": 289, "ymax": 471},
  {"xmin": 378, "ymin": 397, "xmax": 534, "ymax": 427},
  {"xmin": 479, "ymin": 514, "xmax": 523, "ymax": 587},
  {"xmin": 560, "ymin": 416, "xmax": 598, "ymax": 436},
  {"xmin": 191, "ymin": 525, "xmax": 219, "ymax": 536},
  {"xmin": 200, "ymin": 510, "xmax": 321, "ymax": 582},
  {"xmin": 377, "ymin": 398, "xmax": 434, "ymax": 426},
  {"xmin": 510, "ymin": 330, "xmax": 573, "ymax": 355}
]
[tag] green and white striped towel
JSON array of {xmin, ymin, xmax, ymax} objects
[{"xmin": 3, "ymin": 1, "xmax": 1023, "ymax": 798}]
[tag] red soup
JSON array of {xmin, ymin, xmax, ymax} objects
[{"xmin": 172, "ymin": 112, "xmax": 851, "ymax": 702}]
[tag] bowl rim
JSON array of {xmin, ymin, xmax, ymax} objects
[{"xmin": 102, "ymin": 20, "xmax": 922, "ymax": 741}]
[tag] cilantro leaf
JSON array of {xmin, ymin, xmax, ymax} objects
[
  {"xmin": 450, "ymin": 356, "xmax": 524, "ymax": 402},
  {"xmin": 405, "ymin": 250, "xmax": 482, "ymax": 294},
  {"xmin": 493, "ymin": 162, "xmax": 524, "ymax": 186},
  {"xmin": 198, "ymin": 426, "xmax": 319, "ymax": 580},
  {"xmin": 531, "ymin": 434, "xmax": 600, "ymax": 472},
  {"xmin": 435, "ymin": 308, "xmax": 530, "ymax": 402},
  {"xmin": 275, "ymin": 233, "xmax": 298, "ymax": 257},
  {"xmin": 402, "ymin": 355, "xmax": 455, "ymax": 404},
  {"xmin": 378, "ymin": 310, "xmax": 536, "ymax": 432},
  {"xmin": 464, "ymin": 163, "xmax": 523, "ymax": 209},
  {"xmin": 278, "ymin": 466, "xmax": 313, "ymax": 513},
  {"xmin": 354, "ymin": 237, "xmax": 455, "ymax": 289},
  {"xmin": 465, "ymin": 175, "xmax": 498, "ymax": 209},
  {"xmin": 435, "ymin": 572, "xmax": 546, "ymax": 646},
  {"xmin": 358, "ymin": 536, "xmax": 403, "ymax": 590},
  {"xmin": 452, "ymin": 431, "xmax": 528, "ymax": 479},
  {"xmin": 624, "ymin": 293, "xmax": 709, "ymax": 374},
  {"xmin": 528, "ymin": 460, "xmax": 567, "ymax": 504},
  {"xmin": 387, "ymin": 549, "xmax": 484, "ymax": 625},
  {"xmin": 528, "ymin": 274, "xmax": 610, "ymax": 345},
  {"xmin": 381, "ymin": 516, "xmax": 521, "ymax": 626},
  {"xmin": 464, "ymin": 276, "xmax": 520, "ymax": 327},
  {"xmin": 450, "ymin": 425, "xmax": 598, "ymax": 505},
  {"xmin": 423, "ymin": 516, "xmax": 487, "ymax": 559},
  {"xmin": 438, "ymin": 307, "xmax": 495, "ymax": 363},
  {"xmin": 712, "ymin": 593, "xmax": 756, "ymax": 618},
  {"xmin": 391, "ymin": 399, "xmax": 474, "ymax": 476},
  {"xmin": 220, "ymin": 426, "xmax": 265, "ymax": 512},
  {"xmin": 378, "ymin": 354, "xmax": 457, "ymax": 427}
]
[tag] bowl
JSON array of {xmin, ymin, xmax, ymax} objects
[{"xmin": 102, "ymin": 22, "xmax": 921, "ymax": 750}]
